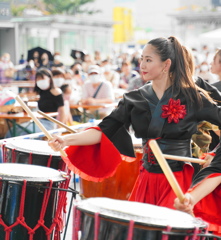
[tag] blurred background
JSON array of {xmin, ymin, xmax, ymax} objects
[{"xmin": 0, "ymin": 0, "xmax": 220, "ymax": 66}]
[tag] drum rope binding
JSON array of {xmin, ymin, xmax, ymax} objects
[
  {"xmin": 94, "ymin": 212, "xmax": 100, "ymax": 240},
  {"xmin": 162, "ymin": 226, "xmax": 172, "ymax": 240},
  {"xmin": 0, "ymin": 175, "xmax": 70, "ymax": 240},
  {"xmin": 29, "ymin": 152, "xmax": 33, "ymax": 165},
  {"xmin": 126, "ymin": 220, "xmax": 135, "ymax": 240},
  {"xmin": 73, "ymin": 206, "xmax": 81, "ymax": 240}
]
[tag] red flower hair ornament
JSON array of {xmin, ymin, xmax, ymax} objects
[{"xmin": 161, "ymin": 98, "xmax": 186, "ymax": 123}]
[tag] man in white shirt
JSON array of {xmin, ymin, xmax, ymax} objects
[{"xmin": 81, "ymin": 65, "xmax": 115, "ymax": 118}]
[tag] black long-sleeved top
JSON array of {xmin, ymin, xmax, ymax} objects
[{"xmin": 99, "ymin": 83, "xmax": 221, "ymax": 172}]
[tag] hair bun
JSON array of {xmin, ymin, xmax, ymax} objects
[{"xmin": 168, "ymin": 37, "xmax": 174, "ymax": 42}]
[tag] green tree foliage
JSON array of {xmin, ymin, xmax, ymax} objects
[
  {"xmin": 42, "ymin": 0, "xmax": 99, "ymax": 15},
  {"xmin": 5, "ymin": 0, "xmax": 100, "ymax": 16},
  {"xmin": 11, "ymin": 5, "xmax": 27, "ymax": 17}
]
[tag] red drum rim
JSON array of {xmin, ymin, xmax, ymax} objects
[
  {"xmin": 0, "ymin": 163, "xmax": 67, "ymax": 182},
  {"xmin": 76, "ymin": 197, "xmax": 207, "ymax": 230},
  {"xmin": 4, "ymin": 139, "xmax": 61, "ymax": 156}
]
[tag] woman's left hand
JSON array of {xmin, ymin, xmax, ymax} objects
[{"xmin": 201, "ymin": 154, "xmax": 214, "ymax": 168}]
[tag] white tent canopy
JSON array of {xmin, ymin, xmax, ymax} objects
[{"xmin": 199, "ymin": 28, "xmax": 221, "ymax": 45}]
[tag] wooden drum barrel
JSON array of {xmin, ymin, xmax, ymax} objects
[{"xmin": 79, "ymin": 150, "xmax": 142, "ymax": 200}]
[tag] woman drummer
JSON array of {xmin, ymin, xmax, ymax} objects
[
  {"xmin": 174, "ymin": 49, "xmax": 221, "ymax": 235},
  {"xmin": 48, "ymin": 36, "xmax": 221, "ymax": 209}
]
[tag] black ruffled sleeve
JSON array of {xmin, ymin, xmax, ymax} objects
[{"xmin": 98, "ymin": 97, "xmax": 135, "ymax": 157}]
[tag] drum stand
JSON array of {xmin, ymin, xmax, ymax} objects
[
  {"xmin": 29, "ymin": 183, "xmax": 80, "ymax": 240},
  {"xmin": 59, "ymin": 186, "xmax": 79, "ymax": 240}
]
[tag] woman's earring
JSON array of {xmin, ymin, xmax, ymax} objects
[
  {"xmin": 169, "ymin": 72, "xmax": 173, "ymax": 79},
  {"xmin": 163, "ymin": 69, "xmax": 167, "ymax": 73}
]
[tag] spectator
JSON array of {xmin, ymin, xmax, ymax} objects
[
  {"xmin": 198, "ymin": 61, "xmax": 217, "ymax": 84},
  {"xmin": 5, "ymin": 68, "xmax": 66, "ymax": 138},
  {"xmin": 51, "ymin": 52, "xmax": 64, "ymax": 70},
  {"xmin": 51, "ymin": 68, "xmax": 65, "ymax": 88},
  {"xmin": 82, "ymin": 54, "xmax": 94, "ymax": 73},
  {"xmin": 66, "ymin": 66, "xmax": 84, "ymax": 104},
  {"xmin": 0, "ymin": 86, "xmax": 16, "ymax": 139},
  {"xmin": 0, "ymin": 53, "xmax": 15, "ymax": 83},
  {"xmin": 119, "ymin": 61, "xmax": 140, "ymax": 89},
  {"xmin": 100, "ymin": 59, "xmax": 120, "ymax": 89},
  {"xmin": 60, "ymin": 84, "xmax": 74, "ymax": 125},
  {"xmin": 70, "ymin": 62, "xmax": 87, "ymax": 85},
  {"xmin": 81, "ymin": 65, "xmax": 115, "ymax": 119},
  {"xmin": 211, "ymin": 49, "xmax": 221, "ymax": 91},
  {"xmin": 64, "ymin": 68, "xmax": 83, "ymax": 122},
  {"xmin": 94, "ymin": 50, "xmax": 102, "ymax": 65},
  {"xmin": 19, "ymin": 54, "xmax": 26, "ymax": 65},
  {"xmin": 25, "ymin": 60, "xmax": 36, "ymax": 81},
  {"xmin": 131, "ymin": 50, "xmax": 141, "ymax": 72},
  {"xmin": 127, "ymin": 76, "xmax": 149, "ymax": 91},
  {"xmin": 34, "ymin": 68, "xmax": 65, "ymax": 126},
  {"xmin": 64, "ymin": 69, "xmax": 73, "ymax": 84},
  {"xmin": 32, "ymin": 51, "xmax": 40, "ymax": 68},
  {"xmin": 40, "ymin": 52, "xmax": 52, "ymax": 69}
]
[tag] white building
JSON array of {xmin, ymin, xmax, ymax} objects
[{"xmin": 1, "ymin": 0, "xmax": 221, "ymax": 64}]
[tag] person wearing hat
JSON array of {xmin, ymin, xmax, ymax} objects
[{"xmin": 81, "ymin": 64, "xmax": 115, "ymax": 119}]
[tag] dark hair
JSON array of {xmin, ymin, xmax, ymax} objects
[
  {"xmin": 148, "ymin": 36, "xmax": 202, "ymax": 106},
  {"xmin": 70, "ymin": 61, "xmax": 82, "ymax": 69},
  {"xmin": 51, "ymin": 69, "xmax": 65, "ymax": 77},
  {"xmin": 182, "ymin": 45, "xmax": 215, "ymax": 104},
  {"xmin": 34, "ymin": 68, "xmax": 54, "ymax": 93},
  {"xmin": 101, "ymin": 59, "xmax": 109, "ymax": 64},
  {"xmin": 182, "ymin": 45, "xmax": 195, "ymax": 76},
  {"xmin": 60, "ymin": 84, "xmax": 70, "ymax": 94}
]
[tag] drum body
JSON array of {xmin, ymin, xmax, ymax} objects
[
  {"xmin": 0, "ymin": 163, "xmax": 69, "ymax": 240},
  {"xmin": 79, "ymin": 151, "xmax": 142, "ymax": 200},
  {"xmin": 74, "ymin": 197, "xmax": 208, "ymax": 240},
  {"xmin": 3, "ymin": 139, "xmax": 67, "ymax": 171},
  {"xmin": 80, "ymin": 135, "xmax": 143, "ymax": 200}
]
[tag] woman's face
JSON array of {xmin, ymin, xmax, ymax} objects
[
  {"xmin": 121, "ymin": 64, "xmax": 131, "ymax": 74},
  {"xmin": 140, "ymin": 44, "xmax": 166, "ymax": 82},
  {"xmin": 36, "ymin": 75, "xmax": 51, "ymax": 90},
  {"xmin": 211, "ymin": 54, "xmax": 221, "ymax": 75}
]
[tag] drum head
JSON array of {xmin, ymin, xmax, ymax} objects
[
  {"xmin": 76, "ymin": 197, "xmax": 207, "ymax": 230},
  {"xmin": 4, "ymin": 139, "xmax": 61, "ymax": 156},
  {"xmin": 0, "ymin": 163, "xmax": 66, "ymax": 182}
]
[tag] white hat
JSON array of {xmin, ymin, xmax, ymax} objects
[{"xmin": 88, "ymin": 65, "xmax": 100, "ymax": 74}]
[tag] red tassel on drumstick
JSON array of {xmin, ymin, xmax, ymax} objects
[{"xmin": 14, "ymin": 95, "xmax": 67, "ymax": 158}]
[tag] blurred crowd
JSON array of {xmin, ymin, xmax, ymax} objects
[
  {"xmin": 0, "ymin": 44, "xmax": 221, "ymax": 137},
  {"xmin": 0, "ymin": 49, "xmax": 146, "ymax": 123}
]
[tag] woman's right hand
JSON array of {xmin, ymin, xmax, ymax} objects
[
  {"xmin": 48, "ymin": 135, "xmax": 65, "ymax": 152},
  {"xmin": 174, "ymin": 193, "xmax": 194, "ymax": 215}
]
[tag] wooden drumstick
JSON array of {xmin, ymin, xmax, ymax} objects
[
  {"xmin": 163, "ymin": 154, "xmax": 206, "ymax": 164},
  {"xmin": 15, "ymin": 95, "xmax": 67, "ymax": 158},
  {"xmin": 37, "ymin": 110, "xmax": 77, "ymax": 133},
  {"xmin": 149, "ymin": 139, "xmax": 185, "ymax": 203}
]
